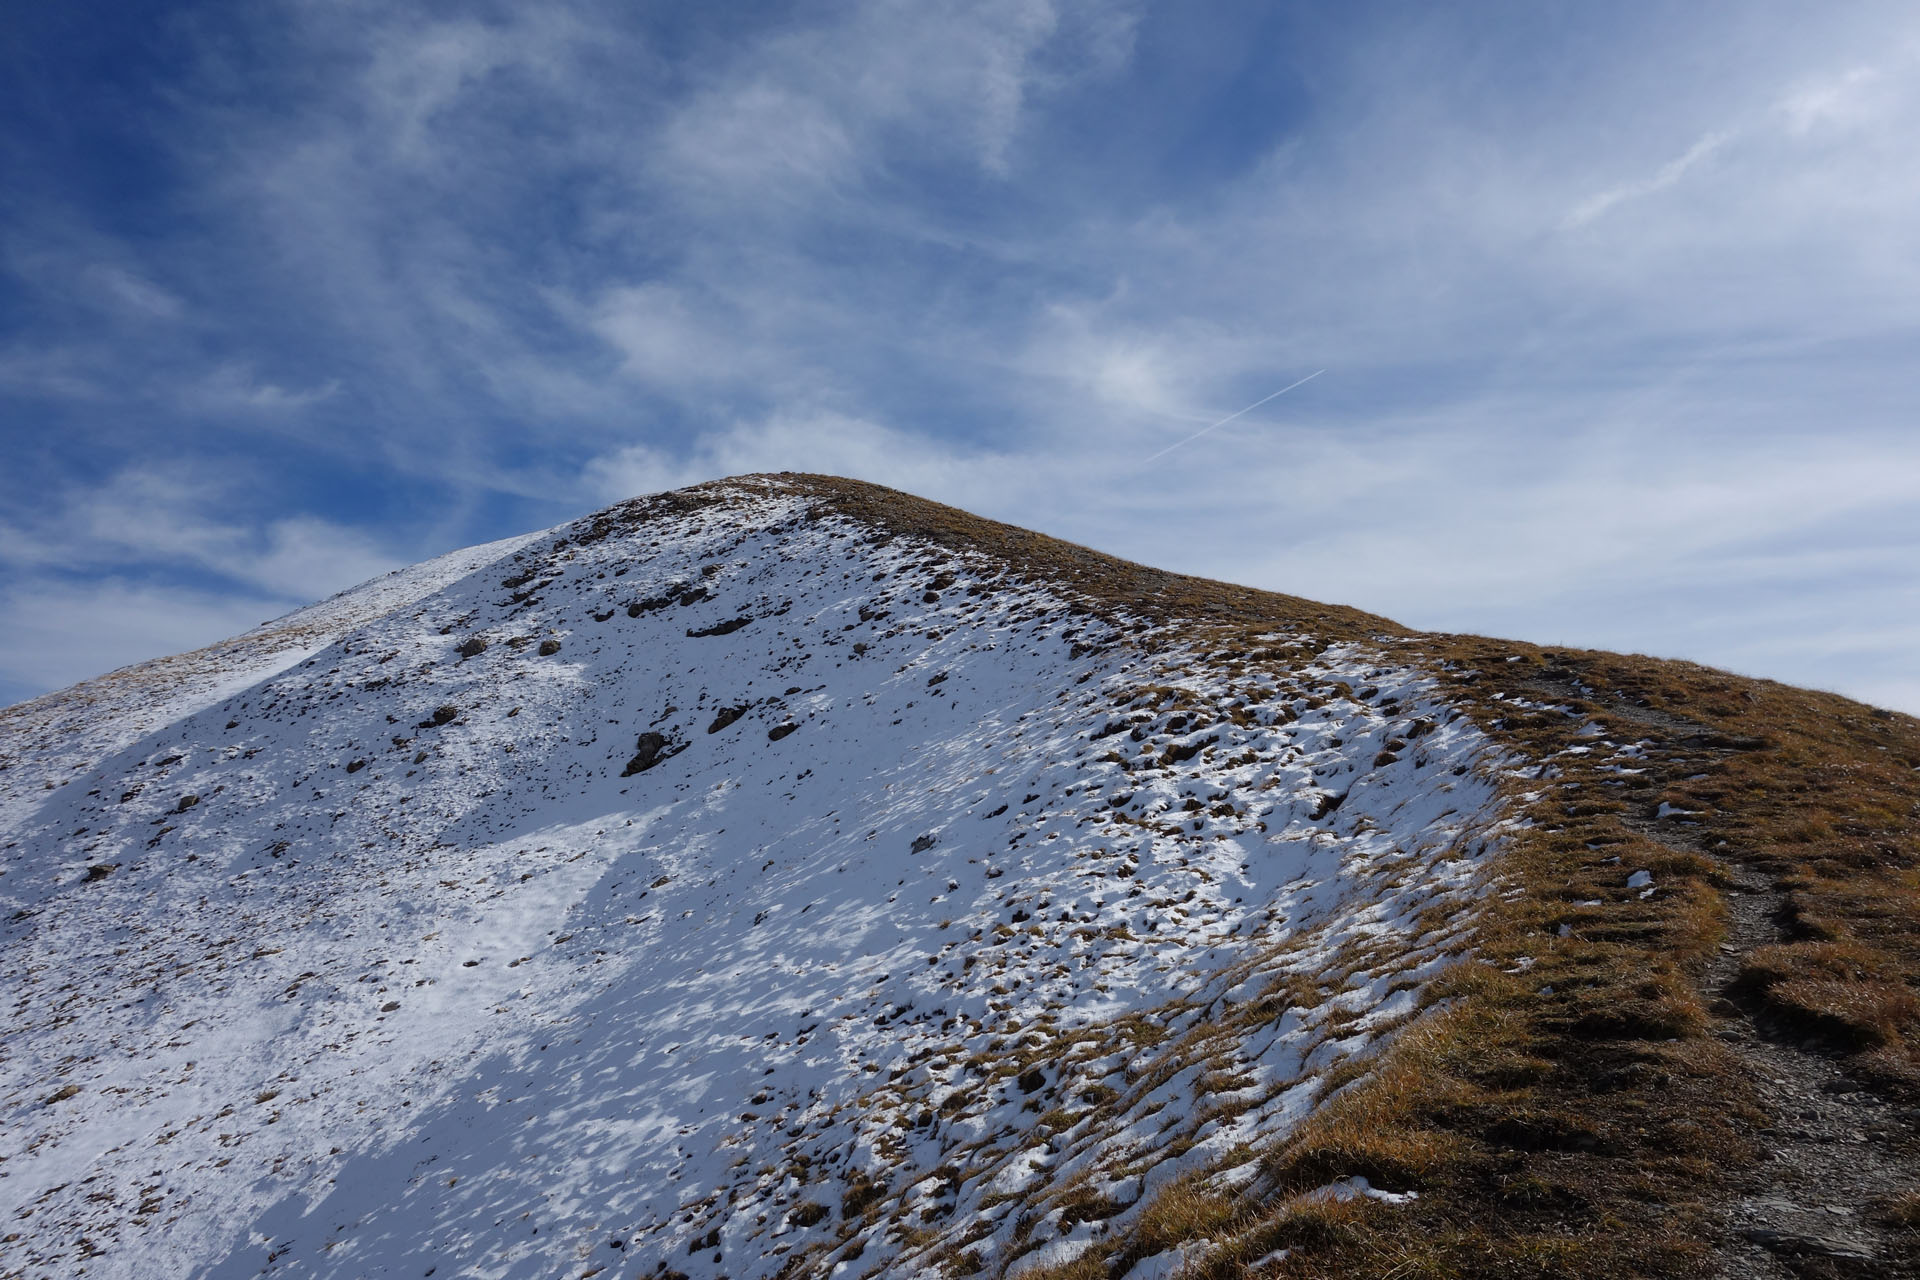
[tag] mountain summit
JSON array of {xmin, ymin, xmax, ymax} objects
[{"xmin": 3, "ymin": 476, "xmax": 1916, "ymax": 1280}]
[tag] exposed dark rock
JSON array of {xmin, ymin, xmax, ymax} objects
[
  {"xmin": 688, "ymin": 616, "xmax": 752, "ymax": 638},
  {"xmin": 708, "ymin": 705, "xmax": 751, "ymax": 734},
  {"xmin": 622, "ymin": 732, "xmax": 678, "ymax": 776},
  {"xmin": 1740, "ymin": 1227, "xmax": 1875, "ymax": 1262}
]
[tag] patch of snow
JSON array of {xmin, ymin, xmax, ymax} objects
[
  {"xmin": 1124, "ymin": 1242, "xmax": 1211, "ymax": 1280},
  {"xmin": 1305, "ymin": 1174, "xmax": 1419, "ymax": 1206},
  {"xmin": 1007, "ymin": 1226, "xmax": 1099, "ymax": 1278}
]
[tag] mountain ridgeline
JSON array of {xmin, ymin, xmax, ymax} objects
[{"xmin": 1, "ymin": 475, "xmax": 1915, "ymax": 1280}]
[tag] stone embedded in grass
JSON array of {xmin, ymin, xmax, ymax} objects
[{"xmin": 1162, "ymin": 736, "xmax": 1217, "ymax": 766}]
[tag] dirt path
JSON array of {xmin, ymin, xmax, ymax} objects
[{"xmin": 1703, "ymin": 858, "xmax": 1917, "ymax": 1279}]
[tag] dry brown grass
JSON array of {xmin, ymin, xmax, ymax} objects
[
  {"xmin": 1737, "ymin": 939, "xmax": 1920, "ymax": 1050},
  {"xmin": 1114, "ymin": 1176, "xmax": 1243, "ymax": 1272},
  {"xmin": 1241, "ymin": 631, "xmax": 1915, "ymax": 1278},
  {"xmin": 1260, "ymin": 1024, "xmax": 1474, "ymax": 1195},
  {"xmin": 1877, "ymin": 1189, "xmax": 1920, "ymax": 1231}
]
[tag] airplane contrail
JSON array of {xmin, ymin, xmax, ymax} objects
[{"xmin": 1139, "ymin": 368, "xmax": 1325, "ymax": 465}]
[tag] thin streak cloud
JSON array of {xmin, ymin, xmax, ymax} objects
[
  {"xmin": 1139, "ymin": 369, "xmax": 1324, "ymax": 464},
  {"xmin": 1562, "ymin": 130, "xmax": 1733, "ymax": 228}
]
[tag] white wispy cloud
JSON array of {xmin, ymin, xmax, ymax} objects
[
  {"xmin": 585, "ymin": 284, "xmax": 760, "ymax": 391},
  {"xmin": 1780, "ymin": 65, "xmax": 1887, "ymax": 136},
  {"xmin": 0, "ymin": 466, "xmax": 397, "ymax": 602},
  {"xmin": 1561, "ymin": 130, "xmax": 1734, "ymax": 229},
  {"xmin": 191, "ymin": 365, "xmax": 343, "ymax": 414},
  {"xmin": 582, "ymin": 409, "xmax": 1025, "ymax": 519},
  {"xmin": 83, "ymin": 265, "xmax": 185, "ymax": 321}
]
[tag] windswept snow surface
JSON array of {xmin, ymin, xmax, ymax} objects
[
  {"xmin": 0, "ymin": 531, "xmax": 540, "ymax": 834},
  {"xmin": 0, "ymin": 479, "xmax": 1512, "ymax": 1279}
]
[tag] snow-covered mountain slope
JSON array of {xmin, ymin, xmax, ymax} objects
[
  {"xmin": 0, "ymin": 477, "xmax": 1516, "ymax": 1280},
  {"xmin": 0, "ymin": 531, "xmax": 540, "ymax": 835}
]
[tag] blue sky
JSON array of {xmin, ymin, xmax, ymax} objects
[{"xmin": 3, "ymin": 0, "xmax": 1917, "ymax": 712}]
